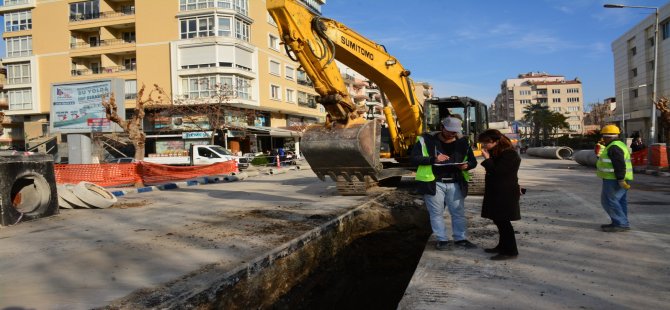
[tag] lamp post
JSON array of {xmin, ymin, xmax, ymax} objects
[
  {"xmin": 604, "ymin": 4, "xmax": 659, "ymax": 164},
  {"xmin": 620, "ymin": 84, "xmax": 647, "ymax": 137}
]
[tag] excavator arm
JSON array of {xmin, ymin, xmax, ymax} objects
[{"xmin": 268, "ymin": 0, "xmax": 423, "ymax": 183}]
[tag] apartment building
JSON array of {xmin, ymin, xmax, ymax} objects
[
  {"xmin": 0, "ymin": 0, "xmax": 325, "ymax": 156},
  {"xmin": 491, "ymin": 72, "xmax": 584, "ymax": 134},
  {"xmin": 610, "ymin": 2, "xmax": 670, "ymax": 141}
]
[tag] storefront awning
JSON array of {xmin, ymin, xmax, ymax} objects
[{"xmin": 244, "ymin": 126, "xmax": 302, "ymax": 138}]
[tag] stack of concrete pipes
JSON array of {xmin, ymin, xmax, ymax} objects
[
  {"xmin": 572, "ymin": 150, "xmax": 598, "ymax": 167},
  {"xmin": 526, "ymin": 146, "xmax": 574, "ymax": 160}
]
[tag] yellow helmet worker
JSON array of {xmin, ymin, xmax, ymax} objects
[{"xmin": 601, "ymin": 124, "xmax": 621, "ymax": 135}]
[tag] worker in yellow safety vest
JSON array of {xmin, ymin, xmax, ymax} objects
[
  {"xmin": 411, "ymin": 117, "xmax": 478, "ymax": 251},
  {"xmin": 596, "ymin": 124, "xmax": 633, "ymax": 232}
]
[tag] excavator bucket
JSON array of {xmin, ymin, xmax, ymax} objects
[{"xmin": 301, "ymin": 120, "xmax": 382, "ymax": 182}]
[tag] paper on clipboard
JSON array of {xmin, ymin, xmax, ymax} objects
[{"xmin": 433, "ymin": 162, "xmax": 468, "ymax": 166}]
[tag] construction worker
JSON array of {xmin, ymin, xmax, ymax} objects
[
  {"xmin": 594, "ymin": 138, "xmax": 605, "ymax": 158},
  {"xmin": 596, "ymin": 124, "xmax": 633, "ymax": 232},
  {"xmin": 411, "ymin": 117, "xmax": 478, "ymax": 251}
]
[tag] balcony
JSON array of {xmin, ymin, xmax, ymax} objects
[
  {"xmin": 71, "ymin": 38, "xmax": 136, "ymax": 49},
  {"xmin": 71, "ymin": 65, "xmax": 136, "ymax": 76},
  {"xmin": 69, "ymin": 8, "xmax": 135, "ymax": 22},
  {"xmin": 0, "ymin": 0, "xmax": 35, "ymax": 13},
  {"xmin": 298, "ymin": 100, "xmax": 317, "ymax": 109}
]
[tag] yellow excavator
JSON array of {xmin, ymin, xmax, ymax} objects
[{"xmin": 268, "ymin": 0, "xmax": 487, "ymax": 194}]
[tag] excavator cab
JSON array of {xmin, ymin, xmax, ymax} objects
[{"xmin": 424, "ymin": 96, "xmax": 489, "ymax": 155}]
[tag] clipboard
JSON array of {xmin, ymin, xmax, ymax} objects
[{"xmin": 433, "ymin": 162, "xmax": 468, "ymax": 166}]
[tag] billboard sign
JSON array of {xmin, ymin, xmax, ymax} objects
[{"xmin": 50, "ymin": 79, "xmax": 125, "ymax": 133}]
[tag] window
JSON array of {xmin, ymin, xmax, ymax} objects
[
  {"xmin": 519, "ymin": 90, "xmax": 531, "ymax": 95},
  {"xmin": 633, "ymin": 89, "xmax": 639, "ymax": 98},
  {"xmin": 179, "ymin": 0, "xmax": 239, "ymax": 11},
  {"xmin": 270, "ymin": 84, "xmax": 281, "ymax": 100},
  {"xmin": 567, "ymin": 98, "xmax": 580, "ymax": 103},
  {"xmin": 69, "ymin": 0, "xmax": 99, "ymax": 21},
  {"xmin": 649, "ymin": 36, "xmax": 655, "ymax": 47},
  {"xmin": 180, "ymin": 16, "xmax": 214, "ymax": 39},
  {"xmin": 567, "ymin": 88, "xmax": 580, "ymax": 93},
  {"xmin": 630, "ymin": 46, "xmax": 637, "ymax": 55},
  {"xmin": 269, "ymin": 60, "xmax": 280, "ymax": 76},
  {"xmin": 537, "ymin": 98, "xmax": 547, "ymax": 104},
  {"xmin": 285, "ymin": 66, "xmax": 295, "ymax": 80},
  {"xmin": 286, "ymin": 89, "xmax": 295, "ymax": 103},
  {"xmin": 4, "ymin": 0, "xmax": 32, "ymax": 5},
  {"xmin": 552, "ymin": 98, "xmax": 561, "ymax": 103},
  {"xmin": 632, "ymin": 68, "xmax": 638, "ymax": 77},
  {"xmin": 267, "ymin": 12, "xmax": 277, "ymax": 27},
  {"xmin": 551, "ymin": 107, "xmax": 561, "ymax": 112},
  {"xmin": 124, "ymin": 58, "xmax": 137, "ymax": 71},
  {"xmin": 552, "ymin": 89, "xmax": 560, "ymax": 94},
  {"xmin": 567, "ymin": 106, "xmax": 580, "ymax": 111},
  {"xmin": 235, "ymin": 76, "xmax": 251, "ymax": 99},
  {"xmin": 218, "ymin": 17, "xmax": 232, "ymax": 37},
  {"xmin": 6, "ymin": 62, "xmax": 31, "ymax": 84},
  {"xmin": 8, "ymin": 89, "xmax": 32, "ymax": 110},
  {"xmin": 519, "ymin": 99, "xmax": 531, "ymax": 104},
  {"xmin": 269, "ymin": 34, "xmax": 280, "ymax": 51},
  {"xmin": 663, "ymin": 20, "xmax": 670, "ymax": 40},
  {"xmin": 122, "ymin": 31, "xmax": 136, "ymax": 43},
  {"xmin": 181, "ymin": 75, "xmax": 217, "ymax": 99},
  {"xmin": 6, "ymin": 36, "xmax": 32, "ymax": 58},
  {"xmin": 569, "ymin": 124, "xmax": 581, "ymax": 131},
  {"xmin": 537, "ymin": 90, "xmax": 547, "ymax": 95},
  {"xmin": 235, "ymin": 19, "xmax": 250, "ymax": 41},
  {"xmin": 649, "ymin": 60, "xmax": 655, "ymax": 71},
  {"xmin": 125, "ymin": 80, "xmax": 137, "ymax": 100},
  {"xmin": 4, "ymin": 11, "xmax": 32, "ymax": 32},
  {"xmin": 233, "ymin": 0, "xmax": 248, "ymax": 16}
]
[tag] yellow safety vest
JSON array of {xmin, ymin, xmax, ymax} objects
[
  {"xmin": 596, "ymin": 140, "xmax": 633, "ymax": 180},
  {"xmin": 415, "ymin": 136, "xmax": 471, "ymax": 182}
]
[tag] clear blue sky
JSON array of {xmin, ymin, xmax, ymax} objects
[
  {"xmin": 0, "ymin": 0, "xmax": 667, "ymax": 108},
  {"xmin": 322, "ymin": 0, "xmax": 669, "ymax": 107}
]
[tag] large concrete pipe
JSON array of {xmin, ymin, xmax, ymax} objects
[
  {"xmin": 573, "ymin": 150, "xmax": 598, "ymax": 167},
  {"xmin": 526, "ymin": 146, "xmax": 574, "ymax": 160}
]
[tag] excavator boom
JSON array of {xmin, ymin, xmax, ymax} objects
[{"xmin": 268, "ymin": 0, "xmax": 423, "ymax": 185}]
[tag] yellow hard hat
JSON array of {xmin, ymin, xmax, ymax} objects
[{"xmin": 601, "ymin": 124, "xmax": 621, "ymax": 135}]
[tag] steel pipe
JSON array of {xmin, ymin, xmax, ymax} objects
[
  {"xmin": 573, "ymin": 150, "xmax": 598, "ymax": 167},
  {"xmin": 526, "ymin": 146, "xmax": 574, "ymax": 160}
]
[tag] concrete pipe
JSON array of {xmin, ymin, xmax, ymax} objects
[
  {"xmin": 526, "ymin": 146, "xmax": 574, "ymax": 160},
  {"xmin": 244, "ymin": 170, "xmax": 260, "ymax": 177},
  {"xmin": 573, "ymin": 150, "xmax": 598, "ymax": 167},
  {"xmin": 223, "ymin": 175, "xmax": 239, "ymax": 182},
  {"xmin": 269, "ymin": 168, "xmax": 287, "ymax": 175}
]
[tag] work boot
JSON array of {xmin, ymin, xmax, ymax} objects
[
  {"xmin": 435, "ymin": 241, "xmax": 452, "ymax": 251},
  {"xmin": 454, "ymin": 239, "xmax": 477, "ymax": 249},
  {"xmin": 600, "ymin": 223, "xmax": 615, "ymax": 229},
  {"xmin": 602, "ymin": 225, "xmax": 630, "ymax": 232}
]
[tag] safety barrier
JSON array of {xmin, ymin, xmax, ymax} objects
[
  {"xmin": 55, "ymin": 160, "xmax": 238, "ymax": 187},
  {"xmin": 650, "ymin": 144, "xmax": 668, "ymax": 168},
  {"xmin": 631, "ymin": 149, "xmax": 648, "ymax": 167}
]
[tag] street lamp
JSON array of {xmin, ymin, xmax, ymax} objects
[
  {"xmin": 604, "ymin": 3, "xmax": 659, "ymax": 162},
  {"xmin": 620, "ymin": 84, "xmax": 647, "ymax": 137}
]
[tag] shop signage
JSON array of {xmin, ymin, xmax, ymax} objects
[{"xmin": 182, "ymin": 131, "xmax": 212, "ymax": 139}]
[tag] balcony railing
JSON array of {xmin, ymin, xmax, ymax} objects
[
  {"xmin": 70, "ymin": 39, "xmax": 136, "ymax": 49},
  {"xmin": 298, "ymin": 100, "xmax": 317, "ymax": 109},
  {"xmin": 71, "ymin": 65, "xmax": 136, "ymax": 76},
  {"xmin": 297, "ymin": 79, "xmax": 313, "ymax": 87},
  {"xmin": 1, "ymin": 0, "xmax": 32, "ymax": 7},
  {"xmin": 69, "ymin": 8, "xmax": 135, "ymax": 22}
]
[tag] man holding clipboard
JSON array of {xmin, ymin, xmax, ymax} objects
[{"xmin": 411, "ymin": 117, "xmax": 478, "ymax": 251}]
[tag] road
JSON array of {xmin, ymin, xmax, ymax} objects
[{"xmin": 400, "ymin": 155, "xmax": 670, "ymax": 309}]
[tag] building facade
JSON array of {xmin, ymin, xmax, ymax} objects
[
  {"xmin": 491, "ymin": 72, "xmax": 584, "ymax": 134},
  {"xmin": 0, "ymin": 0, "xmax": 325, "ymax": 157},
  {"xmin": 610, "ymin": 1, "xmax": 670, "ymax": 141}
]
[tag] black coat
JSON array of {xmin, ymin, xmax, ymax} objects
[
  {"xmin": 410, "ymin": 133, "xmax": 478, "ymax": 196},
  {"xmin": 481, "ymin": 149, "xmax": 521, "ymax": 221}
]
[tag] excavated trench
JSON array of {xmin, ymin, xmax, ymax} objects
[{"xmin": 105, "ymin": 190, "xmax": 431, "ymax": 309}]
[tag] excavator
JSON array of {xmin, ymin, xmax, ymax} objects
[{"xmin": 268, "ymin": 0, "xmax": 488, "ymax": 194}]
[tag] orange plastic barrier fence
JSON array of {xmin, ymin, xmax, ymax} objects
[
  {"xmin": 55, "ymin": 163, "xmax": 141, "ymax": 187},
  {"xmin": 55, "ymin": 160, "xmax": 238, "ymax": 187},
  {"xmin": 650, "ymin": 144, "xmax": 668, "ymax": 168},
  {"xmin": 631, "ymin": 149, "xmax": 648, "ymax": 167},
  {"xmin": 140, "ymin": 161, "xmax": 237, "ymax": 185}
]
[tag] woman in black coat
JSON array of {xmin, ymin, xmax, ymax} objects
[{"xmin": 478, "ymin": 129, "xmax": 521, "ymax": 260}]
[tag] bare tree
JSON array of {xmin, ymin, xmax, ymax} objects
[
  {"xmin": 101, "ymin": 84, "xmax": 162, "ymax": 161},
  {"xmin": 159, "ymin": 80, "xmax": 256, "ymax": 146}
]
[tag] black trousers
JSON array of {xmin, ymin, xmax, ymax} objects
[{"xmin": 493, "ymin": 220, "xmax": 518, "ymax": 255}]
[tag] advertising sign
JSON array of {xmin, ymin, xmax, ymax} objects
[{"xmin": 50, "ymin": 79, "xmax": 125, "ymax": 133}]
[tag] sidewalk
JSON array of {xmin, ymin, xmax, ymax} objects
[{"xmin": 399, "ymin": 157, "xmax": 670, "ymax": 309}]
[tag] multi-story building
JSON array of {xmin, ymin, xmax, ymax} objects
[
  {"xmin": 491, "ymin": 72, "xmax": 584, "ymax": 134},
  {"xmin": 610, "ymin": 2, "xmax": 670, "ymax": 141},
  {"xmin": 0, "ymin": 0, "xmax": 325, "ymax": 157},
  {"xmin": 584, "ymin": 97, "xmax": 616, "ymax": 134}
]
